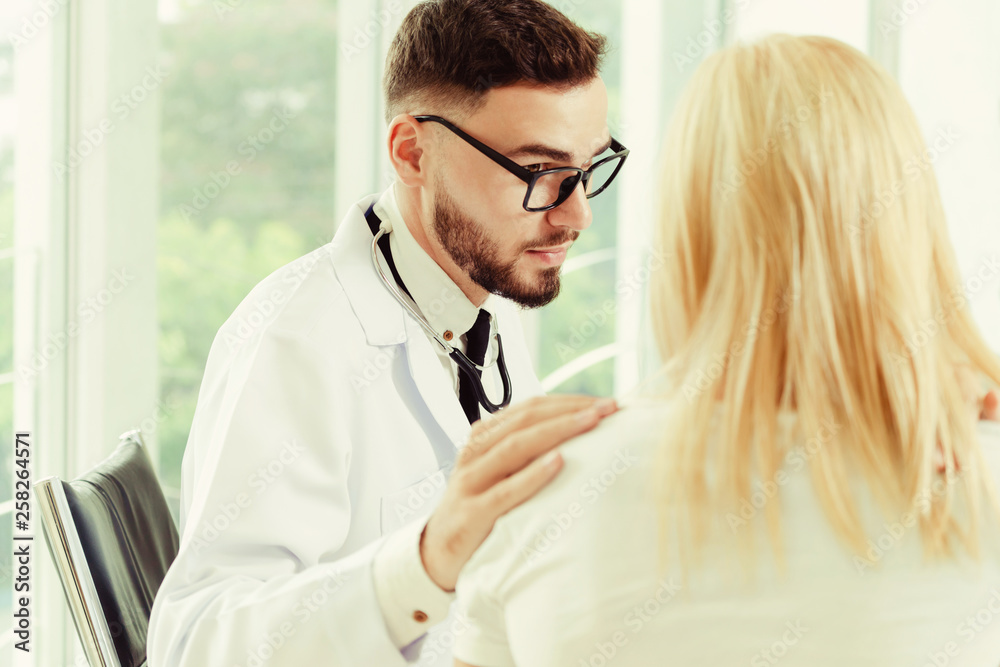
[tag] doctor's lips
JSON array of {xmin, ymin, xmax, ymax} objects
[{"xmin": 525, "ymin": 240, "xmax": 573, "ymax": 266}]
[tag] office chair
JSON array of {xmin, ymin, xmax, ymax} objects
[{"xmin": 34, "ymin": 429, "xmax": 180, "ymax": 667}]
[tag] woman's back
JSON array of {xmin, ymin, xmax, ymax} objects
[
  {"xmin": 454, "ymin": 399, "xmax": 1000, "ymax": 666},
  {"xmin": 453, "ymin": 33, "xmax": 1000, "ymax": 667}
]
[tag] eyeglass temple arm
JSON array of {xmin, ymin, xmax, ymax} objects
[{"xmin": 414, "ymin": 115, "xmax": 534, "ymax": 184}]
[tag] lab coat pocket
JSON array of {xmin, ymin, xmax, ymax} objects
[{"xmin": 380, "ymin": 464, "xmax": 452, "ymax": 535}]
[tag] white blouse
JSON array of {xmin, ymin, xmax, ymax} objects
[{"xmin": 453, "ymin": 397, "xmax": 1000, "ymax": 667}]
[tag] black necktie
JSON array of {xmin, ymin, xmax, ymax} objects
[{"xmin": 459, "ymin": 309, "xmax": 492, "ymax": 424}]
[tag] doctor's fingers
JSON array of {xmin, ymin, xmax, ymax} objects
[
  {"xmin": 476, "ymin": 441, "xmax": 568, "ymax": 521},
  {"xmin": 459, "ymin": 394, "xmax": 616, "ymax": 465},
  {"xmin": 459, "ymin": 401, "xmax": 615, "ymax": 492}
]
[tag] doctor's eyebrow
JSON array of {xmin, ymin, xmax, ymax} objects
[
  {"xmin": 507, "ymin": 143, "xmax": 573, "ymax": 163},
  {"xmin": 507, "ymin": 137, "xmax": 614, "ymax": 164}
]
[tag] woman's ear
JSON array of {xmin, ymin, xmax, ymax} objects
[{"xmin": 387, "ymin": 114, "xmax": 427, "ymax": 187}]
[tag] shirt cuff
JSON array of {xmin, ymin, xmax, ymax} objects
[{"xmin": 373, "ymin": 515, "xmax": 456, "ymax": 650}]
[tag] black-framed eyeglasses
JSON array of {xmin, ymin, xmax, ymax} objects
[{"xmin": 414, "ymin": 115, "xmax": 629, "ymax": 212}]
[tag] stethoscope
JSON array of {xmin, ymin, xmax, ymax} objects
[{"xmin": 365, "ymin": 204, "xmax": 512, "ymax": 414}]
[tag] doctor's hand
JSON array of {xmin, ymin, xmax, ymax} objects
[{"xmin": 419, "ymin": 394, "xmax": 618, "ymax": 592}]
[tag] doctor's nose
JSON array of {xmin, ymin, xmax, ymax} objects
[{"xmin": 546, "ymin": 179, "xmax": 593, "ymax": 232}]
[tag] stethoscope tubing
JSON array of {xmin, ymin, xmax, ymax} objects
[{"xmin": 370, "ymin": 224, "xmax": 512, "ymax": 412}]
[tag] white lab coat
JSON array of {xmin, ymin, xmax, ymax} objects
[{"xmin": 147, "ymin": 193, "xmax": 545, "ymax": 666}]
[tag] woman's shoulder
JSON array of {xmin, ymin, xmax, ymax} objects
[
  {"xmin": 456, "ymin": 399, "xmax": 675, "ymax": 590},
  {"xmin": 472, "ymin": 401, "xmax": 674, "ymax": 551},
  {"xmin": 537, "ymin": 396, "xmax": 680, "ymax": 499}
]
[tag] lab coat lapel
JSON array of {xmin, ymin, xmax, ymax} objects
[
  {"xmin": 402, "ymin": 315, "xmax": 471, "ymax": 450},
  {"xmin": 332, "ymin": 196, "xmax": 406, "ymax": 347},
  {"xmin": 333, "ymin": 195, "xmax": 472, "ymax": 451}
]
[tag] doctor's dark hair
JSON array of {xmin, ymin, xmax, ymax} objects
[{"xmin": 383, "ymin": 0, "xmax": 608, "ymax": 123}]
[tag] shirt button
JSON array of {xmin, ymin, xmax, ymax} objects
[
  {"xmin": 413, "ymin": 610, "xmax": 429, "ymax": 623},
  {"xmin": 443, "ymin": 330, "xmax": 454, "ymax": 341}
]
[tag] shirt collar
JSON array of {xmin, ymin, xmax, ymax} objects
[{"xmin": 373, "ymin": 184, "xmax": 487, "ymax": 339}]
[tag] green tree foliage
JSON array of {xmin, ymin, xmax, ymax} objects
[
  {"xmin": 157, "ymin": 0, "xmax": 337, "ymax": 493},
  {"xmin": 161, "ymin": 0, "xmax": 338, "ymax": 240}
]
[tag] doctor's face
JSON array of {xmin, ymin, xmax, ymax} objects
[{"xmin": 429, "ymin": 78, "xmax": 610, "ymax": 308}]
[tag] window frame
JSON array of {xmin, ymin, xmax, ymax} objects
[{"xmin": 9, "ymin": 0, "xmax": 161, "ymax": 664}]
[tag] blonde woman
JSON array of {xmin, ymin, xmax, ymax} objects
[{"xmin": 449, "ymin": 35, "xmax": 1000, "ymax": 667}]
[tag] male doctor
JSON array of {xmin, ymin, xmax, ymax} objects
[{"xmin": 147, "ymin": 1, "xmax": 622, "ymax": 665}]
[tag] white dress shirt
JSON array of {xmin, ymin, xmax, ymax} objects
[{"xmin": 453, "ymin": 396, "xmax": 1000, "ymax": 667}]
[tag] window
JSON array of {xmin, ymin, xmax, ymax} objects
[
  {"xmin": 0, "ymin": 27, "xmax": 12, "ymax": 653},
  {"xmin": 530, "ymin": 2, "xmax": 624, "ymax": 395},
  {"xmin": 156, "ymin": 0, "xmax": 339, "ymax": 514},
  {"xmin": 733, "ymin": 0, "xmax": 870, "ymax": 50},
  {"xmin": 897, "ymin": 0, "xmax": 1000, "ymax": 353}
]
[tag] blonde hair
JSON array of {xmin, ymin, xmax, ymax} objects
[{"xmin": 650, "ymin": 34, "xmax": 1000, "ymax": 570}]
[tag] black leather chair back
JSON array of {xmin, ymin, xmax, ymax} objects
[{"xmin": 36, "ymin": 430, "xmax": 179, "ymax": 667}]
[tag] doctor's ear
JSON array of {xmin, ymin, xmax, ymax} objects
[{"xmin": 387, "ymin": 115, "xmax": 428, "ymax": 187}]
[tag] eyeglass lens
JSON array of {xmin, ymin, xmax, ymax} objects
[{"xmin": 526, "ymin": 156, "xmax": 622, "ymax": 209}]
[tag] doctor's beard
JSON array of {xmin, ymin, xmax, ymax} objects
[{"xmin": 432, "ymin": 188, "xmax": 574, "ymax": 309}]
